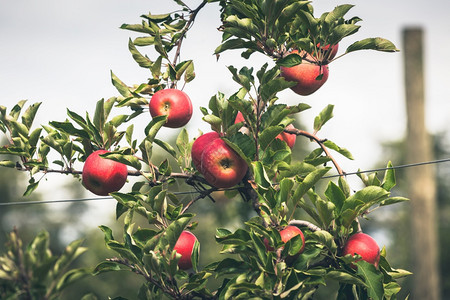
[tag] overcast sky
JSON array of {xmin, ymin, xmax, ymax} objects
[{"xmin": 1, "ymin": 0, "xmax": 449, "ymax": 202}]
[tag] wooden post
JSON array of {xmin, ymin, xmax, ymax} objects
[{"xmin": 403, "ymin": 27, "xmax": 440, "ymax": 300}]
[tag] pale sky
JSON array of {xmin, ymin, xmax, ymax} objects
[{"xmin": 1, "ymin": 0, "xmax": 449, "ymax": 203}]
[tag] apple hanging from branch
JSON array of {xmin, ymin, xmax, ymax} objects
[
  {"xmin": 82, "ymin": 150, "xmax": 128, "ymax": 196},
  {"xmin": 280, "ymin": 51, "xmax": 329, "ymax": 96},
  {"xmin": 342, "ymin": 232, "xmax": 381, "ymax": 268},
  {"xmin": 199, "ymin": 138, "xmax": 248, "ymax": 189},
  {"xmin": 173, "ymin": 231, "xmax": 199, "ymax": 270},
  {"xmin": 149, "ymin": 89, "xmax": 193, "ymax": 128}
]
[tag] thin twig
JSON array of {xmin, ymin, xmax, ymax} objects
[{"xmin": 285, "ymin": 128, "xmax": 345, "ymax": 176}]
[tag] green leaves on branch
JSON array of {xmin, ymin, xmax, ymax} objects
[
  {"xmin": 0, "ymin": 229, "xmax": 88, "ymax": 299},
  {"xmin": 216, "ymin": 0, "xmax": 398, "ymax": 62}
]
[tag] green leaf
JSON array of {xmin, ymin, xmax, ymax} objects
[
  {"xmin": 324, "ymin": 181, "xmax": 346, "ymax": 212},
  {"xmin": 346, "ymin": 37, "xmax": 399, "ymax": 53},
  {"xmin": 316, "ymin": 198, "xmax": 336, "ymax": 229},
  {"xmin": 313, "ymin": 104, "xmax": 334, "ymax": 132},
  {"xmin": 49, "ymin": 121, "xmax": 90, "ymax": 140},
  {"xmin": 292, "ymin": 167, "xmax": 331, "ymax": 202},
  {"xmin": 324, "ymin": 4, "xmax": 354, "ymax": 24},
  {"xmin": 21, "ymin": 102, "xmax": 42, "ymax": 130},
  {"xmin": 355, "ymin": 261, "xmax": 384, "ymax": 300},
  {"xmin": 93, "ymin": 261, "xmax": 126, "ymax": 275},
  {"xmin": 128, "ymin": 38, "xmax": 153, "ymax": 68},
  {"xmin": 101, "ymin": 152, "xmax": 141, "ymax": 170},
  {"xmin": 323, "ymin": 140, "xmax": 354, "ymax": 160},
  {"xmin": 154, "ymin": 138, "xmax": 177, "ymax": 158},
  {"xmin": 309, "ymin": 230, "xmax": 337, "ymax": 253},
  {"xmin": 155, "ymin": 214, "xmax": 193, "ymax": 252},
  {"xmin": 0, "ymin": 160, "xmax": 16, "ymax": 168},
  {"xmin": 276, "ymin": 52, "xmax": 302, "ymax": 67},
  {"xmin": 175, "ymin": 60, "xmax": 193, "ymax": 81},
  {"xmin": 23, "ymin": 181, "xmax": 39, "ymax": 196},
  {"xmin": 111, "ymin": 71, "xmax": 132, "ymax": 97},
  {"xmin": 380, "ymin": 196, "xmax": 409, "ymax": 206},
  {"xmin": 326, "ymin": 270, "xmax": 367, "ymax": 286},
  {"xmin": 259, "ymin": 126, "xmax": 284, "ymax": 150},
  {"xmin": 56, "ymin": 268, "xmax": 91, "ymax": 292},
  {"xmin": 381, "ymin": 161, "xmax": 396, "ymax": 191}
]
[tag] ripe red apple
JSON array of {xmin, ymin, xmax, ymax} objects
[
  {"xmin": 173, "ymin": 231, "xmax": 199, "ymax": 270},
  {"xmin": 264, "ymin": 226, "xmax": 305, "ymax": 254},
  {"xmin": 280, "ymin": 51, "xmax": 329, "ymax": 96},
  {"xmin": 149, "ymin": 89, "xmax": 193, "ymax": 128},
  {"xmin": 82, "ymin": 150, "xmax": 128, "ymax": 196},
  {"xmin": 342, "ymin": 232, "xmax": 381, "ymax": 268},
  {"xmin": 234, "ymin": 112, "xmax": 296, "ymax": 149},
  {"xmin": 278, "ymin": 124, "xmax": 296, "ymax": 149},
  {"xmin": 191, "ymin": 131, "xmax": 221, "ymax": 171},
  {"xmin": 200, "ymin": 138, "xmax": 248, "ymax": 188}
]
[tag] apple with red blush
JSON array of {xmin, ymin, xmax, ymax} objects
[
  {"xmin": 280, "ymin": 51, "xmax": 329, "ymax": 96},
  {"xmin": 264, "ymin": 225, "xmax": 305, "ymax": 255},
  {"xmin": 173, "ymin": 231, "xmax": 199, "ymax": 270},
  {"xmin": 342, "ymin": 232, "xmax": 381, "ymax": 268},
  {"xmin": 200, "ymin": 138, "xmax": 248, "ymax": 188},
  {"xmin": 82, "ymin": 150, "xmax": 128, "ymax": 196},
  {"xmin": 191, "ymin": 131, "xmax": 221, "ymax": 171},
  {"xmin": 149, "ymin": 89, "xmax": 193, "ymax": 128}
]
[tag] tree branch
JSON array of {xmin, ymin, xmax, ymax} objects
[{"xmin": 285, "ymin": 128, "xmax": 345, "ymax": 176}]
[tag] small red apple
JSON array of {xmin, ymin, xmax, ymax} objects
[
  {"xmin": 234, "ymin": 112, "xmax": 296, "ymax": 149},
  {"xmin": 278, "ymin": 124, "xmax": 296, "ymax": 149},
  {"xmin": 264, "ymin": 226, "xmax": 305, "ymax": 259},
  {"xmin": 149, "ymin": 89, "xmax": 193, "ymax": 128},
  {"xmin": 342, "ymin": 232, "xmax": 381, "ymax": 268},
  {"xmin": 82, "ymin": 150, "xmax": 128, "ymax": 196},
  {"xmin": 280, "ymin": 51, "xmax": 329, "ymax": 96},
  {"xmin": 191, "ymin": 132, "xmax": 221, "ymax": 171},
  {"xmin": 173, "ymin": 231, "xmax": 199, "ymax": 270},
  {"xmin": 200, "ymin": 138, "xmax": 248, "ymax": 188}
]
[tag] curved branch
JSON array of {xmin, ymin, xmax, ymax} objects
[
  {"xmin": 288, "ymin": 219, "xmax": 321, "ymax": 232},
  {"xmin": 285, "ymin": 128, "xmax": 345, "ymax": 176}
]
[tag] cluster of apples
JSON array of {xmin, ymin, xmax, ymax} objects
[
  {"xmin": 81, "ymin": 69, "xmax": 381, "ymax": 271},
  {"xmin": 81, "ymin": 88, "xmax": 193, "ymax": 196},
  {"xmin": 280, "ymin": 43, "xmax": 338, "ymax": 96}
]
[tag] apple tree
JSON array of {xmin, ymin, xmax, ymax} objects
[{"xmin": 0, "ymin": 0, "xmax": 411, "ymax": 298}]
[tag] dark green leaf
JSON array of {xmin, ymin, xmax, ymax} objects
[{"xmin": 346, "ymin": 38, "xmax": 399, "ymax": 53}]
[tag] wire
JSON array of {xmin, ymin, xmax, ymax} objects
[
  {"xmin": 0, "ymin": 196, "xmax": 113, "ymax": 206},
  {"xmin": 322, "ymin": 157, "xmax": 450, "ymax": 179},
  {"xmin": 0, "ymin": 158, "xmax": 449, "ymax": 207}
]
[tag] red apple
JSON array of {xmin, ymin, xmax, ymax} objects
[
  {"xmin": 82, "ymin": 150, "xmax": 128, "ymax": 196},
  {"xmin": 234, "ymin": 112, "xmax": 296, "ymax": 149},
  {"xmin": 235, "ymin": 111, "xmax": 245, "ymax": 124},
  {"xmin": 264, "ymin": 226, "xmax": 305, "ymax": 253},
  {"xmin": 173, "ymin": 231, "xmax": 199, "ymax": 270},
  {"xmin": 191, "ymin": 132, "xmax": 221, "ymax": 171},
  {"xmin": 342, "ymin": 232, "xmax": 381, "ymax": 268},
  {"xmin": 280, "ymin": 52, "xmax": 329, "ymax": 96},
  {"xmin": 149, "ymin": 89, "xmax": 193, "ymax": 128},
  {"xmin": 278, "ymin": 124, "xmax": 296, "ymax": 149},
  {"xmin": 200, "ymin": 138, "xmax": 248, "ymax": 188}
]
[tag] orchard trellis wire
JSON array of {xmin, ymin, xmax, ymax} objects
[{"xmin": 1, "ymin": 157, "xmax": 448, "ymax": 207}]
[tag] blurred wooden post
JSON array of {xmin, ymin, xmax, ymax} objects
[{"xmin": 403, "ymin": 27, "xmax": 440, "ymax": 300}]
